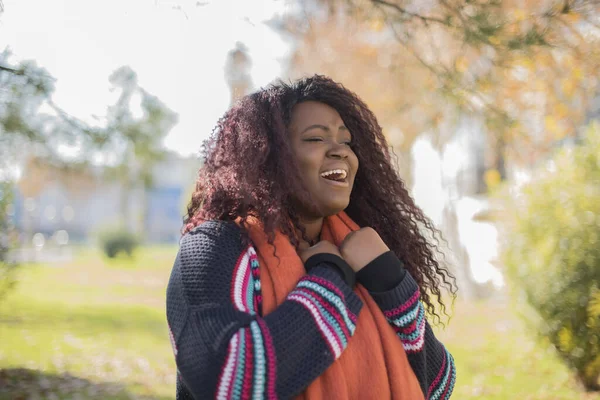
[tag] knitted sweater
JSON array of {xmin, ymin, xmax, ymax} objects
[{"xmin": 166, "ymin": 221, "xmax": 456, "ymax": 399}]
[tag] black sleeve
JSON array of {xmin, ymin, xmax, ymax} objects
[{"xmin": 166, "ymin": 221, "xmax": 364, "ymax": 399}]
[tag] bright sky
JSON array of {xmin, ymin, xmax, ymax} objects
[{"xmin": 0, "ymin": 0, "xmax": 291, "ymax": 156}]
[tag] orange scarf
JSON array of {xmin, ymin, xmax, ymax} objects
[{"xmin": 245, "ymin": 212, "xmax": 424, "ymax": 400}]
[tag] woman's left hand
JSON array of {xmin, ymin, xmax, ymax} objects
[{"xmin": 339, "ymin": 227, "xmax": 390, "ymax": 272}]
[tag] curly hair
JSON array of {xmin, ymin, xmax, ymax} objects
[{"xmin": 184, "ymin": 75, "xmax": 456, "ymax": 320}]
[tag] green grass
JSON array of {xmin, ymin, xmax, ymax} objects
[
  {"xmin": 0, "ymin": 246, "xmax": 177, "ymax": 400},
  {"xmin": 0, "ymin": 246, "xmax": 599, "ymax": 399},
  {"xmin": 438, "ymin": 296, "xmax": 600, "ymax": 399}
]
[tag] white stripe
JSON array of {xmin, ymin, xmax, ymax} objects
[
  {"xmin": 403, "ymin": 337, "xmax": 425, "ymax": 352},
  {"xmin": 216, "ymin": 330, "xmax": 240, "ymax": 399},
  {"xmin": 297, "ymin": 281, "xmax": 355, "ymax": 331},
  {"xmin": 288, "ymin": 294, "xmax": 342, "ymax": 358},
  {"xmin": 233, "ymin": 250, "xmax": 251, "ymax": 312},
  {"xmin": 250, "ymin": 321, "xmax": 266, "ymax": 399}
]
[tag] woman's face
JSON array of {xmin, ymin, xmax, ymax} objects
[{"xmin": 288, "ymin": 101, "xmax": 359, "ymax": 218}]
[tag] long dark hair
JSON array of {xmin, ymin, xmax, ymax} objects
[{"xmin": 185, "ymin": 75, "xmax": 456, "ymax": 320}]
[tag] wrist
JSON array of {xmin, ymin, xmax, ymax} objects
[
  {"xmin": 355, "ymin": 251, "xmax": 406, "ymax": 293},
  {"xmin": 304, "ymin": 253, "xmax": 356, "ymax": 288}
]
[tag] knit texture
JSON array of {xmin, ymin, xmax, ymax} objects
[
  {"xmin": 166, "ymin": 221, "xmax": 362, "ymax": 399},
  {"xmin": 166, "ymin": 219, "xmax": 456, "ymax": 399}
]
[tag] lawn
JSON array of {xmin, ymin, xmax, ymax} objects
[{"xmin": 0, "ymin": 246, "xmax": 599, "ymax": 399}]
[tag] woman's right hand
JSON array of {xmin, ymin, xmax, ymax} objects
[{"xmin": 298, "ymin": 240, "xmax": 342, "ymax": 263}]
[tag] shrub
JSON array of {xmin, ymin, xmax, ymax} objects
[
  {"xmin": 0, "ymin": 181, "xmax": 18, "ymax": 301},
  {"xmin": 501, "ymin": 122, "xmax": 600, "ymax": 391},
  {"xmin": 99, "ymin": 228, "xmax": 139, "ymax": 259}
]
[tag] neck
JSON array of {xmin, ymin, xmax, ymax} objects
[{"xmin": 298, "ymin": 216, "xmax": 324, "ymax": 245}]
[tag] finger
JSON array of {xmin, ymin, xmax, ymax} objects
[
  {"xmin": 297, "ymin": 240, "xmax": 310, "ymax": 251},
  {"xmin": 340, "ymin": 231, "xmax": 357, "ymax": 248}
]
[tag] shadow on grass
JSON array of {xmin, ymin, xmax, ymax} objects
[
  {"xmin": 0, "ymin": 368, "xmax": 171, "ymax": 400},
  {"xmin": 0, "ymin": 300, "xmax": 167, "ymax": 341}
]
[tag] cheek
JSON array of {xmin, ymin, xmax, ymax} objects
[
  {"xmin": 350, "ymin": 152, "xmax": 359, "ymax": 176},
  {"xmin": 294, "ymin": 150, "xmax": 321, "ymax": 181}
]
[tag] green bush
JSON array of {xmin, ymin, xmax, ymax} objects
[
  {"xmin": 0, "ymin": 181, "xmax": 17, "ymax": 301},
  {"xmin": 99, "ymin": 228, "xmax": 139, "ymax": 259},
  {"xmin": 501, "ymin": 122, "xmax": 600, "ymax": 391}
]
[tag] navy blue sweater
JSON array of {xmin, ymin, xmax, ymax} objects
[{"xmin": 166, "ymin": 221, "xmax": 455, "ymax": 399}]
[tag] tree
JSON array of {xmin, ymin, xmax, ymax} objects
[
  {"xmin": 0, "ymin": 49, "xmax": 110, "ymax": 166},
  {"xmin": 1, "ymin": 50, "xmax": 178, "ymax": 244},
  {"xmin": 103, "ymin": 66, "xmax": 179, "ymax": 233},
  {"xmin": 0, "ymin": 180, "xmax": 17, "ymax": 301},
  {"xmin": 278, "ymin": 0, "xmax": 600, "ymax": 187},
  {"xmin": 224, "ymin": 42, "xmax": 254, "ymax": 105},
  {"xmin": 501, "ymin": 121, "xmax": 600, "ymax": 391}
]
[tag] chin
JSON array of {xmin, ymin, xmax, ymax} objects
[{"xmin": 322, "ymin": 201, "xmax": 350, "ymax": 217}]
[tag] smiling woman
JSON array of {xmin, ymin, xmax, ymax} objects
[{"xmin": 166, "ymin": 75, "xmax": 457, "ymax": 400}]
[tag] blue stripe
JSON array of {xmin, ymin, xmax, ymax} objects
[
  {"xmin": 292, "ymin": 290, "xmax": 349, "ymax": 347},
  {"xmin": 250, "ymin": 321, "xmax": 266, "ymax": 399},
  {"xmin": 231, "ymin": 330, "xmax": 246, "ymax": 398},
  {"xmin": 397, "ymin": 304, "xmax": 425, "ymax": 342},
  {"xmin": 390, "ymin": 303, "xmax": 420, "ymax": 327},
  {"xmin": 296, "ymin": 281, "xmax": 355, "ymax": 331},
  {"xmin": 431, "ymin": 348, "xmax": 454, "ymax": 400}
]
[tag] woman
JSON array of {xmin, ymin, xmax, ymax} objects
[{"xmin": 166, "ymin": 75, "xmax": 457, "ymax": 400}]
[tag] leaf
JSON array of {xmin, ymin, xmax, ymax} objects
[
  {"xmin": 589, "ymin": 291, "xmax": 600, "ymax": 319},
  {"xmin": 484, "ymin": 169, "xmax": 502, "ymax": 189}
]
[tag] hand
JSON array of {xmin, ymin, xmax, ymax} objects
[
  {"xmin": 339, "ymin": 227, "xmax": 389, "ymax": 272},
  {"xmin": 298, "ymin": 240, "xmax": 342, "ymax": 263}
]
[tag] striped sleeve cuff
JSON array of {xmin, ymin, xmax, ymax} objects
[
  {"xmin": 286, "ymin": 266, "xmax": 363, "ymax": 359},
  {"xmin": 426, "ymin": 347, "xmax": 456, "ymax": 400},
  {"xmin": 368, "ymin": 273, "xmax": 426, "ymax": 354}
]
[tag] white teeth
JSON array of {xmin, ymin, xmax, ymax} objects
[{"xmin": 320, "ymin": 169, "xmax": 347, "ymax": 179}]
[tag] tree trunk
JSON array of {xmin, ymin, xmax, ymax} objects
[{"xmin": 578, "ymin": 371, "xmax": 600, "ymax": 392}]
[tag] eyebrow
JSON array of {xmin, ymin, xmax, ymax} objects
[{"xmin": 301, "ymin": 124, "xmax": 349, "ymax": 134}]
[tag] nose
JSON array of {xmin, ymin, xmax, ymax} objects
[{"xmin": 326, "ymin": 142, "xmax": 350, "ymax": 159}]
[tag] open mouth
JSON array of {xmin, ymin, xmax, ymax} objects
[{"xmin": 320, "ymin": 169, "xmax": 348, "ymax": 183}]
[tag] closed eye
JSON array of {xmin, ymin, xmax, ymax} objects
[{"xmin": 304, "ymin": 137, "xmax": 324, "ymax": 142}]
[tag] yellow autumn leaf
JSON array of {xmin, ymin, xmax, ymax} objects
[
  {"xmin": 535, "ymin": 79, "xmax": 546, "ymax": 92},
  {"xmin": 369, "ymin": 18, "xmax": 384, "ymax": 32},
  {"xmin": 558, "ymin": 326, "xmax": 574, "ymax": 352},
  {"xmin": 589, "ymin": 291, "xmax": 600, "ymax": 318},
  {"xmin": 489, "ymin": 36, "xmax": 501, "ymax": 45},
  {"xmin": 456, "ymin": 57, "xmax": 469, "ymax": 73},
  {"xmin": 565, "ymin": 12, "xmax": 581, "ymax": 23},
  {"xmin": 562, "ymin": 78, "xmax": 577, "ymax": 98},
  {"xmin": 545, "ymin": 115, "xmax": 559, "ymax": 133},
  {"xmin": 554, "ymin": 103, "xmax": 569, "ymax": 119},
  {"xmin": 513, "ymin": 9, "xmax": 527, "ymax": 22},
  {"xmin": 484, "ymin": 169, "xmax": 502, "ymax": 189}
]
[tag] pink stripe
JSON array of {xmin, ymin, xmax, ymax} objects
[
  {"xmin": 304, "ymin": 275, "xmax": 347, "ymax": 301},
  {"xmin": 293, "ymin": 291, "xmax": 344, "ymax": 352},
  {"xmin": 440, "ymin": 362, "xmax": 454, "ymax": 400},
  {"xmin": 257, "ymin": 319, "xmax": 277, "ymax": 399},
  {"xmin": 402, "ymin": 317, "xmax": 426, "ymax": 346},
  {"xmin": 399, "ymin": 318, "xmax": 418, "ymax": 334},
  {"xmin": 239, "ymin": 260, "xmax": 251, "ymax": 311},
  {"xmin": 294, "ymin": 287, "xmax": 351, "ymax": 339},
  {"xmin": 427, "ymin": 348, "xmax": 447, "ymax": 398},
  {"xmin": 241, "ymin": 329, "xmax": 254, "ymax": 400},
  {"xmin": 383, "ymin": 289, "xmax": 420, "ymax": 318},
  {"xmin": 288, "ymin": 294, "xmax": 339, "ymax": 357}
]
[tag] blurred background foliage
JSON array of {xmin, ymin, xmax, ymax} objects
[
  {"xmin": 502, "ymin": 122, "xmax": 600, "ymax": 391},
  {"xmin": 1, "ymin": 0, "xmax": 600, "ymax": 398}
]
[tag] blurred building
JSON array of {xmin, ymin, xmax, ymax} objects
[{"xmin": 13, "ymin": 153, "xmax": 200, "ymax": 244}]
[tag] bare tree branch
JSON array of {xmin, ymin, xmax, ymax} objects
[{"xmin": 370, "ymin": 0, "xmax": 450, "ymax": 26}]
